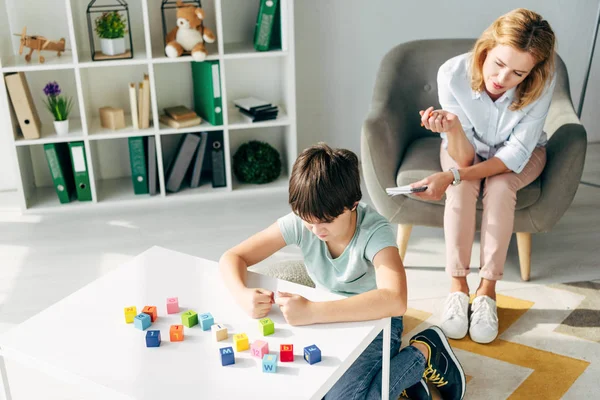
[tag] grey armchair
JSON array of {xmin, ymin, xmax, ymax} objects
[{"xmin": 361, "ymin": 39, "xmax": 587, "ymax": 281}]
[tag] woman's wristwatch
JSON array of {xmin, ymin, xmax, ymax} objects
[{"xmin": 449, "ymin": 167, "xmax": 461, "ymax": 186}]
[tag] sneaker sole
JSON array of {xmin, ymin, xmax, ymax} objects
[{"xmin": 428, "ymin": 325, "xmax": 467, "ymax": 400}]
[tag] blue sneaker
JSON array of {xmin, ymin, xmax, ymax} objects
[
  {"xmin": 410, "ymin": 326, "xmax": 466, "ymax": 400},
  {"xmin": 400, "ymin": 378, "xmax": 431, "ymax": 400}
]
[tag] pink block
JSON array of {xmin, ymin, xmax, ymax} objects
[
  {"xmin": 251, "ymin": 340, "xmax": 269, "ymax": 358},
  {"xmin": 167, "ymin": 297, "xmax": 179, "ymax": 314}
]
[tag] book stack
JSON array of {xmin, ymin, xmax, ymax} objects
[
  {"xmin": 128, "ymin": 74, "xmax": 151, "ymax": 130},
  {"xmin": 234, "ymin": 97, "xmax": 278, "ymax": 123},
  {"xmin": 159, "ymin": 105, "xmax": 202, "ymax": 129}
]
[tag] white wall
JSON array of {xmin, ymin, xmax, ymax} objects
[{"xmin": 294, "ymin": 0, "xmax": 600, "ymax": 156}]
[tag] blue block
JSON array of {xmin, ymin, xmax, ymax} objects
[
  {"xmin": 220, "ymin": 346, "xmax": 235, "ymax": 366},
  {"xmin": 134, "ymin": 313, "xmax": 151, "ymax": 331},
  {"xmin": 262, "ymin": 354, "xmax": 278, "ymax": 373},
  {"xmin": 145, "ymin": 330, "xmax": 161, "ymax": 347},
  {"xmin": 199, "ymin": 312, "xmax": 214, "ymax": 331},
  {"xmin": 304, "ymin": 345, "xmax": 321, "ymax": 365}
]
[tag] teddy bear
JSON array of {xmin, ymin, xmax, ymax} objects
[{"xmin": 165, "ymin": 0, "xmax": 216, "ymax": 62}]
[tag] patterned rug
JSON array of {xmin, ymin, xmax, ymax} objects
[{"xmin": 401, "ymin": 280, "xmax": 599, "ymax": 400}]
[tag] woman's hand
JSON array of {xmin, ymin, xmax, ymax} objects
[
  {"xmin": 410, "ymin": 171, "xmax": 454, "ymax": 201},
  {"xmin": 420, "ymin": 106, "xmax": 460, "ymax": 133}
]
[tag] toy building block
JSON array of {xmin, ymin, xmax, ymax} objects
[
  {"xmin": 181, "ymin": 310, "xmax": 198, "ymax": 328},
  {"xmin": 233, "ymin": 333, "xmax": 249, "ymax": 352},
  {"xmin": 262, "ymin": 354, "xmax": 278, "ymax": 373},
  {"xmin": 170, "ymin": 325, "xmax": 184, "ymax": 342},
  {"xmin": 211, "ymin": 324, "xmax": 228, "ymax": 342},
  {"xmin": 142, "ymin": 306, "xmax": 158, "ymax": 322},
  {"xmin": 280, "ymin": 344, "xmax": 294, "ymax": 362},
  {"xmin": 134, "ymin": 313, "xmax": 151, "ymax": 331},
  {"xmin": 304, "ymin": 345, "xmax": 322, "ymax": 365},
  {"xmin": 258, "ymin": 317, "xmax": 275, "ymax": 336},
  {"xmin": 145, "ymin": 330, "xmax": 161, "ymax": 347},
  {"xmin": 124, "ymin": 306, "xmax": 137, "ymax": 323},
  {"xmin": 166, "ymin": 297, "xmax": 179, "ymax": 314},
  {"xmin": 99, "ymin": 106, "xmax": 126, "ymax": 130},
  {"xmin": 220, "ymin": 347, "xmax": 235, "ymax": 366},
  {"xmin": 251, "ymin": 340, "xmax": 269, "ymax": 358},
  {"xmin": 199, "ymin": 312, "xmax": 214, "ymax": 331}
]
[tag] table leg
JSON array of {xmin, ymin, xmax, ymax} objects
[
  {"xmin": 381, "ymin": 317, "xmax": 391, "ymax": 400},
  {"xmin": 0, "ymin": 347, "xmax": 12, "ymax": 400}
]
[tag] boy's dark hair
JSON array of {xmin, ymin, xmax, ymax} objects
[{"xmin": 288, "ymin": 142, "xmax": 362, "ymax": 223}]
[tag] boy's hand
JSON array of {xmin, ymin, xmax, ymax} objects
[
  {"xmin": 275, "ymin": 291, "xmax": 314, "ymax": 326},
  {"xmin": 238, "ymin": 288, "xmax": 274, "ymax": 319},
  {"xmin": 419, "ymin": 106, "xmax": 460, "ymax": 133}
]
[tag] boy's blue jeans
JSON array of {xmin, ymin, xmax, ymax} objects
[{"xmin": 324, "ymin": 317, "xmax": 426, "ymax": 400}]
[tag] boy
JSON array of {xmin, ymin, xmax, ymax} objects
[{"xmin": 219, "ymin": 143, "xmax": 466, "ymax": 400}]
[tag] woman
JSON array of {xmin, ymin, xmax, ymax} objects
[{"xmin": 411, "ymin": 8, "xmax": 556, "ymax": 344}]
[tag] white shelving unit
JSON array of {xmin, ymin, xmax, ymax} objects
[{"xmin": 0, "ymin": 0, "xmax": 297, "ymax": 212}]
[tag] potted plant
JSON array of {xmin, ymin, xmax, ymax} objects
[
  {"xmin": 43, "ymin": 81, "xmax": 74, "ymax": 136},
  {"xmin": 95, "ymin": 11, "xmax": 127, "ymax": 56}
]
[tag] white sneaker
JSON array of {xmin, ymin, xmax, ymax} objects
[
  {"xmin": 440, "ymin": 292, "xmax": 470, "ymax": 339},
  {"xmin": 469, "ymin": 295, "xmax": 499, "ymax": 344}
]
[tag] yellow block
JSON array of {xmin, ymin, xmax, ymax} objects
[
  {"xmin": 233, "ymin": 333, "xmax": 249, "ymax": 352},
  {"xmin": 124, "ymin": 306, "xmax": 137, "ymax": 323}
]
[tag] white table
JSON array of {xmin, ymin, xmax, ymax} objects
[{"xmin": 0, "ymin": 246, "xmax": 391, "ymax": 400}]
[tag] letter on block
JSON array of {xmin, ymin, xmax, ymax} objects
[
  {"xmin": 251, "ymin": 340, "xmax": 269, "ymax": 358},
  {"xmin": 258, "ymin": 317, "xmax": 275, "ymax": 336},
  {"xmin": 170, "ymin": 324, "xmax": 184, "ymax": 342},
  {"xmin": 145, "ymin": 330, "xmax": 161, "ymax": 347},
  {"xmin": 280, "ymin": 344, "xmax": 294, "ymax": 362},
  {"xmin": 211, "ymin": 324, "xmax": 228, "ymax": 342},
  {"xmin": 220, "ymin": 346, "xmax": 235, "ymax": 366},
  {"xmin": 233, "ymin": 333, "xmax": 249, "ymax": 352},
  {"xmin": 142, "ymin": 306, "xmax": 158, "ymax": 322},
  {"xmin": 199, "ymin": 312, "xmax": 214, "ymax": 331},
  {"xmin": 134, "ymin": 313, "xmax": 151, "ymax": 331},
  {"xmin": 262, "ymin": 354, "xmax": 278, "ymax": 373},
  {"xmin": 124, "ymin": 306, "xmax": 137, "ymax": 323},
  {"xmin": 181, "ymin": 310, "xmax": 198, "ymax": 328},
  {"xmin": 304, "ymin": 345, "xmax": 321, "ymax": 365},
  {"xmin": 166, "ymin": 297, "xmax": 179, "ymax": 314}
]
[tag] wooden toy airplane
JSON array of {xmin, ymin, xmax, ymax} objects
[{"xmin": 13, "ymin": 27, "xmax": 67, "ymax": 64}]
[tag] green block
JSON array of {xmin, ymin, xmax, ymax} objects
[
  {"xmin": 182, "ymin": 310, "xmax": 198, "ymax": 328},
  {"xmin": 259, "ymin": 317, "xmax": 274, "ymax": 336}
]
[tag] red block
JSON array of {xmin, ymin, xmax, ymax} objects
[
  {"xmin": 170, "ymin": 325, "xmax": 184, "ymax": 342},
  {"xmin": 142, "ymin": 306, "xmax": 158, "ymax": 322},
  {"xmin": 280, "ymin": 344, "xmax": 294, "ymax": 362}
]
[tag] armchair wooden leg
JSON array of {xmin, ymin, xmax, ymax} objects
[
  {"xmin": 516, "ymin": 232, "xmax": 532, "ymax": 281},
  {"xmin": 397, "ymin": 224, "xmax": 413, "ymax": 262}
]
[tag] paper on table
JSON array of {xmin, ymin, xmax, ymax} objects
[{"xmin": 386, "ymin": 185, "xmax": 428, "ymax": 196}]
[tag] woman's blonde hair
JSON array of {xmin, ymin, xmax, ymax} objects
[{"xmin": 471, "ymin": 8, "xmax": 556, "ymax": 110}]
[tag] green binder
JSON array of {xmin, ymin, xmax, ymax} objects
[
  {"xmin": 191, "ymin": 60, "xmax": 223, "ymax": 126},
  {"xmin": 43, "ymin": 143, "xmax": 76, "ymax": 204},
  {"xmin": 128, "ymin": 136, "xmax": 149, "ymax": 195},
  {"xmin": 253, "ymin": 0, "xmax": 281, "ymax": 51},
  {"xmin": 68, "ymin": 141, "xmax": 92, "ymax": 201}
]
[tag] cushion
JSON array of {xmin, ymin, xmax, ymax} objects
[{"xmin": 249, "ymin": 260, "xmax": 315, "ymax": 288}]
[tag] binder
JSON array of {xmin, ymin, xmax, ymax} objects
[
  {"xmin": 190, "ymin": 132, "xmax": 208, "ymax": 188},
  {"xmin": 209, "ymin": 131, "xmax": 226, "ymax": 188},
  {"xmin": 253, "ymin": 0, "xmax": 281, "ymax": 51},
  {"xmin": 4, "ymin": 72, "xmax": 42, "ymax": 139},
  {"xmin": 166, "ymin": 133, "xmax": 201, "ymax": 192},
  {"xmin": 43, "ymin": 143, "xmax": 75, "ymax": 204},
  {"xmin": 128, "ymin": 136, "xmax": 149, "ymax": 195},
  {"xmin": 147, "ymin": 136, "xmax": 157, "ymax": 195},
  {"xmin": 191, "ymin": 60, "xmax": 223, "ymax": 126},
  {"xmin": 68, "ymin": 141, "xmax": 92, "ymax": 201}
]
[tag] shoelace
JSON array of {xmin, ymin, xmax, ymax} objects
[
  {"xmin": 471, "ymin": 297, "xmax": 498, "ymax": 326},
  {"xmin": 423, "ymin": 364, "xmax": 448, "ymax": 387},
  {"xmin": 443, "ymin": 293, "xmax": 467, "ymax": 319}
]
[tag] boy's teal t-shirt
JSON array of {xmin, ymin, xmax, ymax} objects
[{"xmin": 277, "ymin": 202, "xmax": 398, "ymax": 296}]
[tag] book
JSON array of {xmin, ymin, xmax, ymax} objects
[
  {"xmin": 4, "ymin": 72, "xmax": 42, "ymax": 139},
  {"xmin": 166, "ymin": 133, "xmax": 201, "ymax": 192},
  {"xmin": 191, "ymin": 60, "xmax": 223, "ymax": 126},
  {"xmin": 147, "ymin": 136, "xmax": 157, "ymax": 195},
  {"xmin": 234, "ymin": 97, "xmax": 272, "ymax": 113},
  {"xmin": 386, "ymin": 185, "xmax": 428, "ymax": 196},
  {"xmin": 208, "ymin": 131, "xmax": 226, "ymax": 188},
  {"xmin": 159, "ymin": 114, "xmax": 202, "ymax": 129},
  {"xmin": 68, "ymin": 141, "xmax": 92, "ymax": 201},
  {"xmin": 253, "ymin": 0, "xmax": 281, "ymax": 51},
  {"xmin": 128, "ymin": 136, "xmax": 149, "ymax": 195},
  {"xmin": 164, "ymin": 105, "xmax": 197, "ymax": 121},
  {"xmin": 129, "ymin": 83, "xmax": 139, "ymax": 129},
  {"xmin": 190, "ymin": 132, "xmax": 209, "ymax": 188},
  {"xmin": 141, "ymin": 74, "xmax": 150, "ymax": 129},
  {"xmin": 43, "ymin": 143, "xmax": 75, "ymax": 204}
]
